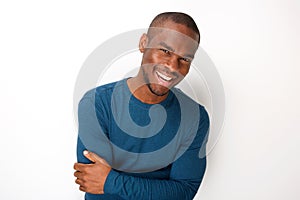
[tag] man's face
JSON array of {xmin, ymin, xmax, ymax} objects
[{"xmin": 139, "ymin": 21, "xmax": 199, "ymax": 96}]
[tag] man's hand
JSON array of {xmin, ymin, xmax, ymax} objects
[{"xmin": 74, "ymin": 150, "xmax": 112, "ymax": 194}]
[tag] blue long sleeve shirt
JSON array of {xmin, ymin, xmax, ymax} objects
[{"xmin": 77, "ymin": 79, "xmax": 210, "ymax": 200}]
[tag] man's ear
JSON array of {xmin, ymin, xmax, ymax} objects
[{"xmin": 139, "ymin": 33, "xmax": 148, "ymax": 53}]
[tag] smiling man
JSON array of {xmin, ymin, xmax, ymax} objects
[{"xmin": 74, "ymin": 12, "xmax": 210, "ymax": 200}]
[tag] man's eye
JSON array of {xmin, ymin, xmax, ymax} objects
[
  {"xmin": 181, "ymin": 57, "xmax": 191, "ymax": 63},
  {"xmin": 160, "ymin": 48, "xmax": 170, "ymax": 54}
]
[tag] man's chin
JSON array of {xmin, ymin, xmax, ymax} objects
[{"xmin": 148, "ymin": 84, "xmax": 170, "ymax": 97}]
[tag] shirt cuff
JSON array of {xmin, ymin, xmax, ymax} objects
[{"xmin": 104, "ymin": 169, "xmax": 120, "ymax": 194}]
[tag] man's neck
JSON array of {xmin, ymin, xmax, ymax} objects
[{"xmin": 126, "ymin": 77, "xmax": 168, "ymax": 104}]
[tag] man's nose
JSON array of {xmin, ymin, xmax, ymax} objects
[{"xmin": 165, "ymin": 54, "xmax": 180, "ymax": 72}]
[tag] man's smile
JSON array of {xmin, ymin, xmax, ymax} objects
[{"xmin": 156, "ymin": 71, "xmax": 173, "ymax": 82}]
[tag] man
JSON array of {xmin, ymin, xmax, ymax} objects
[{"xmin": 74, "ymin": 12, "xmax": 210, "ymax": 200}]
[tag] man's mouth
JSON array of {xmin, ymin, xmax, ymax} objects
[{"xmin": 156, "ymin": 71, "xmax": 173, "ymax": 82}]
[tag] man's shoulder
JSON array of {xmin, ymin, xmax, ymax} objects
[
  {"xmin": 172, "ymin": 87, "xmax": 204, "ymax": 108},
  {"xmin": 172, "ymin": 87, "xmax": 209, "ymax": 120},
  {"xmin": 81, "ymin": 79, "xmax": 126, "ymax": 100}
]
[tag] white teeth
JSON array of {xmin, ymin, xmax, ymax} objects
[{"xmin": 156, "ymin": 71, "xmax": 172, "ymax": 81}]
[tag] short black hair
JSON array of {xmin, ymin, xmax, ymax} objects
[{"xmin": 149, "ymin": 12, "xmax": 200, "ymax": 43}]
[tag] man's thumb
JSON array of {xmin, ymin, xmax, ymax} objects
[
  {"xmin": 83, "ymin": 150, "xmax": 110, "ymax": 167},
  {"xmin": 83, "ymin": 150, "xmax": 97, "ymax": 163}
]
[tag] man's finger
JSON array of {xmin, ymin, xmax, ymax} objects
[
  {"xmin": 74, "ymin": 171, "xmax": 82, "ymax": 179},
  {"xmin": 79, "ymin": 185, "xmax": 86, "ymax": 192},
  {"xmin": 74, "ymin": 162, "xmax": 92, "ymax": 171},
  {"xmin": 75, "ymin": 178, "xmax": 82, "ymax": 185},
  {"xmin": 73, "ymin": 163, "xmax": 82, "ymax": 171},
  {"xmin": 83, "ymin": 150, "xmax": 97, "ymax": 163},
  {"xmin": 83, "ymin": 150, "xmax": 110, "ymax": 167}
]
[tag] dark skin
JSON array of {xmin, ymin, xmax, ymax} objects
[
  {"xmin": 128, "ymin": 21, "xmax": 199, "ymax": 103},
  {"xmin": 74, "ymin": 20, "xmax": 199, "ymax": 194},
  {"xmin": 74, "ymin": 150, "xmax": 111, "ymax": 194}
]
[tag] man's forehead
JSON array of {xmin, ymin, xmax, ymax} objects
[
  {"xmin": 147, "ymin": 27, "xmax": 199, "ymax": 55},
  {"xmin": 148, "ymin": 26, "xmax": 198, "ymax": 42}
]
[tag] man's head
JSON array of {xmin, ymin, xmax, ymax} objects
[
  {"xmin": 148, "ymin": 12, "xmax": 200, "ymax": 44},
  {"xmin": 135, "ymin": 12, "xmax": 200, "ymax": 100}
]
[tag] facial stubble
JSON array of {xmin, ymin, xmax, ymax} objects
[{"xmin": 142, "ymin": 66, "xmax": 169, "ymax": 97}]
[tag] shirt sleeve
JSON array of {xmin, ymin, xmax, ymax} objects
[
  {"xmin": 103, "ymin": 106, "xmax": 210, "ymax": 200},
  {"xmin": 76, "ymin": 92, "xmax": 113, "ymax": 165}
]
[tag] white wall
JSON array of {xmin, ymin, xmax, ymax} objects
[{"xmin": 0, "ymin": 0, "xmax": 299, "ymax": 199}]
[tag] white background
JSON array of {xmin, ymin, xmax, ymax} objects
[{"xmin": 0, "ymin": 0, "xmax": 299, "ymax": 199}]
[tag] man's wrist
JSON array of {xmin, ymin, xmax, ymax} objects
[{"xmin": 103, "ymin": 169, "xmax": 120, "ymax": 194}]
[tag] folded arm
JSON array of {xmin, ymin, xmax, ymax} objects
[{"xmin": 75, "ymin": 95, "xmax": 209, "ymax": 200}]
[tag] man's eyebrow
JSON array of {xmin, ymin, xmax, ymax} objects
[
  {"xmin": 159, "ymin": 41, "xmax": 195, "ymax": 59},
  {"xmin": 158, "ymin": 42, "xmax": 175, "ymax": 52},
  {"xmin": 184, "ymin": 53, "xmax": 194, "ymax": 59}
]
